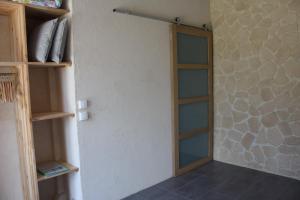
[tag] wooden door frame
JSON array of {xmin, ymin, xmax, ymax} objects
[{"xmin": 171, "ymin": 24, "xmax": 213, "ymax": 176}]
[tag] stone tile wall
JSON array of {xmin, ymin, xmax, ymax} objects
[{"xmin": 211, "ymin": 0, "xmax": 300, "ymax": 180}]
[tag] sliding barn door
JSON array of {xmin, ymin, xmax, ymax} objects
[{"xmin": 172, "ymin": 25, "xmax": 213, "ymax": 175}]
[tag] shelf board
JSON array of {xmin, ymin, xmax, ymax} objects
[
  {"xmin": 28, "ymin": 62, "xmax": 72, "ymax": 68},
  {"xmin": 32, "ymin": 112, "xmax": 75, "ymax": 122},
  {"xmin": 37, "ymin": 161, "xmax": 79, "ymax": 182},
  {"xmin": 25, "ymin": 4, "xmax": 69, "ymax": 18},
  {"xmin": 0, "ymin": 62, "xmax": 23, "ymax": 67},
  {"xmin": 0, "ymin": 62, "xmax": 72, "ymax": 68}
]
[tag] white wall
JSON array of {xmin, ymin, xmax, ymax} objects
[
  {"xmin": 72, "ymin": 0, "xmax": 210, "ymax": 199},
  {"xmin": 0, "ymin": 104, "xmax": 23, "ymax": 200}
]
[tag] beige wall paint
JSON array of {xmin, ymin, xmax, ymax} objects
[
  {"xmin": 0, "ymin": 104, "xmax": 23, "ymax": 200},
  {"xmin": 72, "ymin": 0, "xmax": 210, "ymax": 199},
  {"xmin": 211, "ymin": 0, "xmax": 300, "ymax": 180}
]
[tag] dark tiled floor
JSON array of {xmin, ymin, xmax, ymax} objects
[{"xmin": 123, "ymin": 161, "xmax": 300, "ymax": 200}]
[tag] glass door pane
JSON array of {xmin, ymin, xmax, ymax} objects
[
  {"xmin": 178, "ymin": 69, "xmax": 208, "ymax": 98},
  {"xmin": 179, "ymin": 133, "xmax": 209, "ymax": 168},
  {"xmin": 177, "ymin": 32, "xmax": 208, "ymax": 64},
  {"xmin": 179, "ymin": 101, "xmax": 209, "ymax": 133}
]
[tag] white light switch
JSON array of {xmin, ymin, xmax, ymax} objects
[
  {"xmin": 77, "ymin": 100, "xmax": 88, "ymax": 110},
  {"xmin": 78, "ymin": 111, "xmax": 89, "ymax": 121}
]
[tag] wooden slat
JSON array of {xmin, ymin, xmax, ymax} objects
[
  {"xmin": 208, "ymin": 36, "xmax": 214, "ymax": 159},
  {"xmin": 28, "ymin": 62, "xmax": 72, "ymax": 68},
  {"xmin": 176, "ymin": 25, "xmax": 212, "ymax": 37},
  {"xmin": 177, "ymin": 64, "xmax": 211, "ymax": 69},
  {"xmin": 32, "ymin": 112, "xmax": 74, "ymax": 122},
  {"xmin": 15, "ymin": 64, "xmax": 39, "ymax": 200},
  {"xmin": 37, "ymin": 161, "xmax": 79, "ymax": 182},
  {"xmin": 179, "ymin": 128, "xmax": 209, "ymax": 140},
  {"xmin": 172, "ymin": 24, "xmax": 180, "ymax": 174},
  {"xmin": 25, "ymin": 4, "xmax": 69, "ymax": 18},
  {"xmin": 178, "ymin": 96, "xmax": 209, "ymax": 105}
]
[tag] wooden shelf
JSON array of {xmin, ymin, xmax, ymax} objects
[
  {"xmin": 37, "ymin": 161, "xmax": 79, "ymax": 182},
  {"xmin": 28, "ymin": 62, "xmax": 72, "ymax": 68},
  {"xmin": 32, "ymin": 112, "xmax": 75, "ymax": 122},
  {"xmin": 25, "ymin": 4, "xmax": 69, "ymax": 18},
  {"xmin": 0, "ymin": 62, "xmax": 23, "ymax": 67},
  {"xmin": 0, "ymin": 62, "xmax": 72, "ymax": 68}
]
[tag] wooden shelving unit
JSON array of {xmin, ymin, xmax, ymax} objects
[
  {"xmin": 0, "ymin": 1, "xmax": 79, "ymax": 200},
  {"xmin": 37, "ymin": 162, "xmax": 79, "ymax": 182}
]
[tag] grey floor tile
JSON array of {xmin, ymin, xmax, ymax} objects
[
  {"xmin": 122, "ymin": 161, "xmax": 300, "ymax": 200},
  {"xmin": 122, "ymin": 193, "xmax": 144, "ymax": 200},
  {"xmin": 174, "ymin": 175, "xmax": 225, "ymax": 199},
  {"xmin": 213, "ymin": 168, "xmax": 264, "ymax": 198},
  {"xmin": 154, "ymin": 192, "xmax": 189, "ymax": 200},
  {"xmin": 138, "ymin": 186, "xmax": 167, "ymax": 200},
  {"xmin": 122, "ymin": 186, "xmax": 164, "ymax": 200},
  {"xmin": 279, "ymin": 178, "xmax": 300, "ymax": 200},
  {"xmin": 198, "ymin": 191, "xmax": 233, "ymax": 200},
  {"xmin": 156, "ymin": 171, "xmax": 200, "ymax": 192},
  {"xmin": 237, "ymin": 173, "xmax": 296, "ymax": 200}
]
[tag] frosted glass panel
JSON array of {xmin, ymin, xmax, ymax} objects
[
  {"xmin": 177, "ymin": 33, "xmax": 208, "ymax": 64},
  {"xmin": 178, "ymin": 69, "xmax": 208, "ymax": 98},
  {"xmin": 179, "ymin": 101, "xmax": 209, "ymax": 133},
  {"xmin": 179, "ymin": 133, "xmax": 209, "ymax": 168}
]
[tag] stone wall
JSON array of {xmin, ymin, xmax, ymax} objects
[{"xmin": 211, "ymin": 0, "xmax": 300, "ymax": 180}]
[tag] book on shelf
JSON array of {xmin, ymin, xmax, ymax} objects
[{"xmin": 37, "ymin": 162, "xmax": 69, "ymax": 177}]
